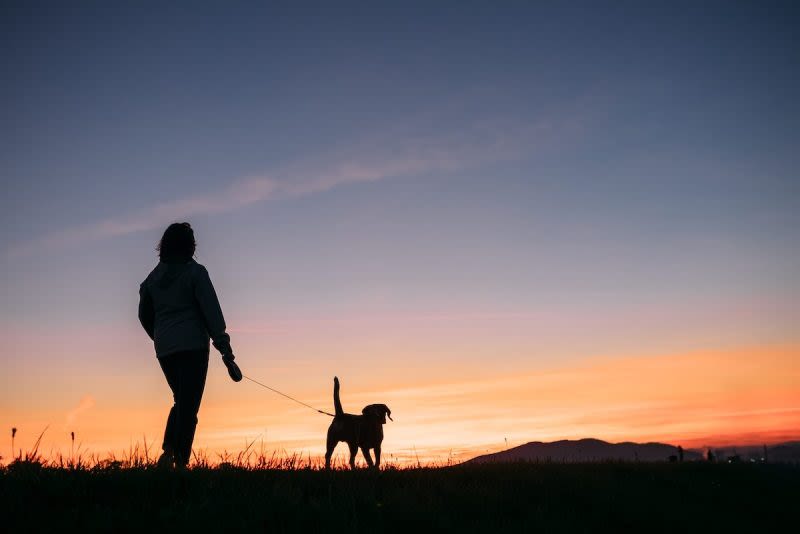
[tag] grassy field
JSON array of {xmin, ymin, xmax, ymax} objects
[{"xmin": 2, "ymin": 460, "xmax": 798, "ymax": 532}]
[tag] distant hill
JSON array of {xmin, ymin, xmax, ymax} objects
[{"xmin": 466, "ymin": 438, "xmax": 702, "ymax": 463}]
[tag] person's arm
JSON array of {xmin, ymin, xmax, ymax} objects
[
  {"xmin": 193, "ymin": 265, "xmax": 233, "ymax": 358},
  {"xmin": 138, "ymin": 283, "xmax": 155, "ymax": 340}
]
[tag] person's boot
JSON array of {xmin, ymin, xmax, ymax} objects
[
  {"xmin": 175, "ymin": 451, "xmax": 192, "ymax": 470},
  {"xmin": 157, "ymin": 449, "xmax": 175, "ymax": 469}
]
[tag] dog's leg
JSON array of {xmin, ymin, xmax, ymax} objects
[
  {"xmin": 374, "ymin": 446, "xmax": 381, "ymax": 469},
  {"xmin": 325, "ymin": 433, "xmax": 337, "ymax": 470},
  {"xmin": 360, "ymin": 446, "xmax": 374, "ymax": 468},
  {"xmin": 348, "ymin": 442, "xmax": 358, "ymax": 469}
]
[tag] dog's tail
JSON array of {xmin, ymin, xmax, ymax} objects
[{"xmin": 333, "ymin": 376, "xmax": 343, "ymax": 416}]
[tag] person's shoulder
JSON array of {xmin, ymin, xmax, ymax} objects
[
  {"xmin": 188, "ymin": 259, "xmax": 210, "ymax": 277},
  {"xmin": 140, "ymin": 263, "xmax": 163, "ymax": 287},
  {"xmin": 188, "ymin": 258, "xmax": 206, "ymax": 271}
]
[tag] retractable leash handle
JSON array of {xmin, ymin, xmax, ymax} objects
[{"xmin": 223, "ymin": 356, "xmax": 242, "ymax": 382}]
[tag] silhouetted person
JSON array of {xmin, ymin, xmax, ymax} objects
[
  {"xmin": 138, "ymin": 222, "xmax": 235, "ymax": 468},
  {"xmin": 678, "ymin": 445, "xmax": 684, "ymax": 462},
  {"xmin": 707, "ymin": 449, "xmax": 715, "ymax": 463}
]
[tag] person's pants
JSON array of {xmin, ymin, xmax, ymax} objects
[{"xmin": 158, "ymin": 349, "xmax": 209, "ymax": 466}]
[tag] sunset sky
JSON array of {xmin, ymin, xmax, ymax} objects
[{"xmin": 2, "ymin": 2, "xmax": 799, "ymax": 465}]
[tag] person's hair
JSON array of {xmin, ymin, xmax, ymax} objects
[{"xmin": 157, "ymin": 222, "xmax": 196, "ymax": 261}]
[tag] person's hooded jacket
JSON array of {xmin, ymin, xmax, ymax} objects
[{"xmin": 138, "ymin": 258, "xmax": 232, "ymax": 358}]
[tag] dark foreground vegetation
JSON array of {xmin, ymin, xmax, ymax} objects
[{"xmin": 2, "ymin": 461, "xmax": 798, "ymax": 533}]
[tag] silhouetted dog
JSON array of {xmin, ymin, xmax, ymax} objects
[{"xmin": 325, "ymin": 376, "xmax": 392, "ymax": 469}]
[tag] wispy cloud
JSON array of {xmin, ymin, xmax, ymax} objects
[
  {"xmin": 7, "ymin": 115, "xmax": 569, "ymax": 257},
  {"xmin": 65, "ymin": 395, "xmax": 95, "ymax": 428}
]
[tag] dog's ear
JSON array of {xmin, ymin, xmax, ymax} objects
[{"xmin": 362, "ymin": 404, "xmax": 392, "ymax": 424}]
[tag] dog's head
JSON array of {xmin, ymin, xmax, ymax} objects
[{"xmin": 362, "ymin": 404, "xmax": 393, "ymax": 424}]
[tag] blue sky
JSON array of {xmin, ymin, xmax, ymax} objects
[{"xmin": 3, "ymin": 1, "xmax": 798, "ymax": 323}]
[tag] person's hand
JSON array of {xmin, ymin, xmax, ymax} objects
[{"xmin": 222, "ymin": 354, "xmax": 242, "ymax": 382}]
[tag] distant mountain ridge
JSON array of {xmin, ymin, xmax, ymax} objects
[
  {"xmin": 466, "ymin": 438, "xmax": 800, "ymax": 464},
  {"xmin": 466, "ymin": 438, "xmax": 700, "ymax": 463}
]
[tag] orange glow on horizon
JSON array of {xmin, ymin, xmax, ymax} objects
[{"xmin": 3, "ymin": 344, "xmax": 798, "ymax": 466}]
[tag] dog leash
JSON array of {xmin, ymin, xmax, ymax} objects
[{"xmin": 242, "ymin": 374, "xmax": 335, "ymax": 417}]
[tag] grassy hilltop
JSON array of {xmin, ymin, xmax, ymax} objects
[{"xmin": 2, "ymin": 460, "xmax": 798, "ymax": 532}]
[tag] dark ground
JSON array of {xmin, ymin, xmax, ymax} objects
[{"xmin": 2, "ymin": 462, "xmax": 798, "ymax": 532}]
